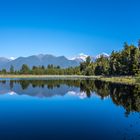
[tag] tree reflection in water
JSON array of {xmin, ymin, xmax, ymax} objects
[{"xmin": 0, "ymin": 79, "xmax": 140, "ymax": 115}]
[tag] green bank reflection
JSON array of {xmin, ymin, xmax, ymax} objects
[{"xmin": 0, "ymin": 79, "xmax": 140, "ymax": 115}]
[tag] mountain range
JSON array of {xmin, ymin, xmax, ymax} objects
[{"xmin": 0, "ymin": 53, "xmax": 109, "ymax": 71}]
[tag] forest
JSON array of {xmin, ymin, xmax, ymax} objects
[{"xmin": 0, "ymin": 41, "xmax": 140, "ymax": 76}]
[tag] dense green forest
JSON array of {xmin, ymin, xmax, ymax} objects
[{"xmin": 0, "ymin": 41, "xmax": 140, "ymax": 76}]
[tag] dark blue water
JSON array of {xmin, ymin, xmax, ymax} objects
[{"xmin": 0, "ymin": 79, "xmax": 140, "ymax": 140}]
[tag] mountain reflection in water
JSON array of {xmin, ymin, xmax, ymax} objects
[{"xmin": 0, "ymin": 79, "xmax": 140, "ymax": 115}]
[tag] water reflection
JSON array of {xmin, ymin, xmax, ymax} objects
[{"xmin": 0, "ymin": 79, "xmax": 140, "ymax": 115}]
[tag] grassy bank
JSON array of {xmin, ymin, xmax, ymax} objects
[
  {"xmin": 0, "ymin": 74, "xmax": 139, "ymax": 85},
  {"xmin": 0, "ymin": 74, "xmax": 99, "ymax": 79},
  {"xmin": 98, "ymin": 76, "xmax": 140, "ymax": 85}
]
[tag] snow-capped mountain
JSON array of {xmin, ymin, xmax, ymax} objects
[
  {"xmin": 0, "ymin": 53, "xmax": 110, "ymax": 71},
  {"xmin": 70, "ymin": 53, "xmax": 89, "ymax": 62},
  {"xmin": 10, "ymin": 57, "xmax": 16, "ymax": 60},
  {"xmin": 96, "ymin": 53, "xmax": 109, "ymax": 59},
  {"xmin": 70, "ymin": 52, "xmax": 109, "ymax": 62}
]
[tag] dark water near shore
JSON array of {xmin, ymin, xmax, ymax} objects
[{"xmin": 0, "ymin": 79, "xmax": 140, "ymax": 140}]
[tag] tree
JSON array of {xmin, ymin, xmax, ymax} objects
[
  {"xmin": 95, "ymin": 55, "xmax": 109, "ymax": 75},
  {"xmin": 138, "ymin": 39, "xmax": 140, "ymax": 49},
  {"xmin": 10, "ymin": 65, "xmax": 14, "ymax": 74},
  {"xmin": 80, "ymin": 56, "xmax": 94, "ymax": 75},
  {"xmin": 1, "ymin": 69, "xmax": 7, "ymax": 74},
  {"xmin": 95, "ymin": 65, "xmax": 103, "ymax": 75},
  {"xmin": 109, "ymin": 51, "xmax": 122, "ymax": 75},
  {"xmin": 47, "ymin": 64, "xmax": 53, "ymax": 69},
  {"xmin": 80, "ymin": 62, "xmax": 86, "ymax": 73},
  {"xmin": 86, "ymin": 56, "xmax": 91, "ymax": 66},
  {"xmin": 85, "ymin": 66, "xmax": 94, "ymax": 76},
  {"xmin": 121, "ymin": 44, "xmax": 140, "ymax": 75},
  {"xmin": 108, "ymin": 43, "xmax": 140, "ymax": 76},
  {"xmin": 20, "ymin": 64, "xmax": 30, "ymax": 74}
]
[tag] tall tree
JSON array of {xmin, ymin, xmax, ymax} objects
[
  {"xmin": 20, "ymin": 64, "xmax": 30, "ymax": 74},
  {"xmin": 138, "ymin": 39, "xmax": 140, "ymax": 49},
  {"xmin": 80, "ymin": 56, "xmax": 94, "ymax": 75},
  {"xmin": 86, "ymin": 56, "xmax": 91, "ymax": 66},
  {"xmin": 109, "ymin": 51, "xmax": 122, "ymax": 75},
  {"xmin": 95, "ymin": 55, "xmax": 109, "ymax": 75},
  {"xmin": 10, "ymin": 65, "xmax": 14, "ymax": 74},
  {"xmin": 1, "ymin": 69, "xmax": 6, "ymax": 74}
]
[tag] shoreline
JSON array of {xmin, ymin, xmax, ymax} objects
[
  {"xmin": 0, "ymin": 75, "xmax": 139, "ymax": 85},
  {"xmin": 97, "ymin": 76, "xmax": 138, "ymax": 85},
  {"xmin": 0, "ymin": 74, "xmax": 98, "ymax": 78}
]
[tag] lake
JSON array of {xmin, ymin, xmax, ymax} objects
[{"xmin": 0, "ymin": 78, "xmax": 140, "ymax": 140}]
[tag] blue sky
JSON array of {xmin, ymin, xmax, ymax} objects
[{"xmin": 0, "ymin": 0, "xmax": 140, "ymax": 59}]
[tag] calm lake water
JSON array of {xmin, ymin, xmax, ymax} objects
[{"xmin": 0, "ymin": 78, "xmax": 140, "ymax": 140}]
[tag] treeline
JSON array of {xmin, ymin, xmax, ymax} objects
[
  {"xmin": 0, "ymin": 64, "xmax": 81, "ymax": 75},
  {"xmin": 80, "ymin": 42, "xmax": 140, "ymax": 76},
  {"xmin": 0, "ymin": 41, "xmax": 140, "ymax": 76}
]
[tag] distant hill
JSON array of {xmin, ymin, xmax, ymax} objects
[
  {"xmin": 0, "ymin": 57, "xmax": 11, "ymax": 67},
  {"xmin": 0, "ymin": 53, "xmax": 109, "ymax": 71},
  {"xmin": 0, "ymin": 54, "xmax": 80, "ymax": 70}
]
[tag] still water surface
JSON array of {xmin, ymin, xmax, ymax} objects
[{"xmin": 0, "ymin": 79, "xmax": 140, "ymax": 140}]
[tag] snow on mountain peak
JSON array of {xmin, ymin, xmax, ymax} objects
[
  {"xmin": 96, "ymin": 53, "xmax": 109, "ymax": 59},
  {"xmin": 78, "ymin": 53, "xmax": 89, "ymax": 61},
  {"xmin": 70, "ymin": 53, "xmax": 89, "ymax": 62},
  {"xmin": 10, "ymin": 57, "xmax": 16, "ymax": 60}
]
